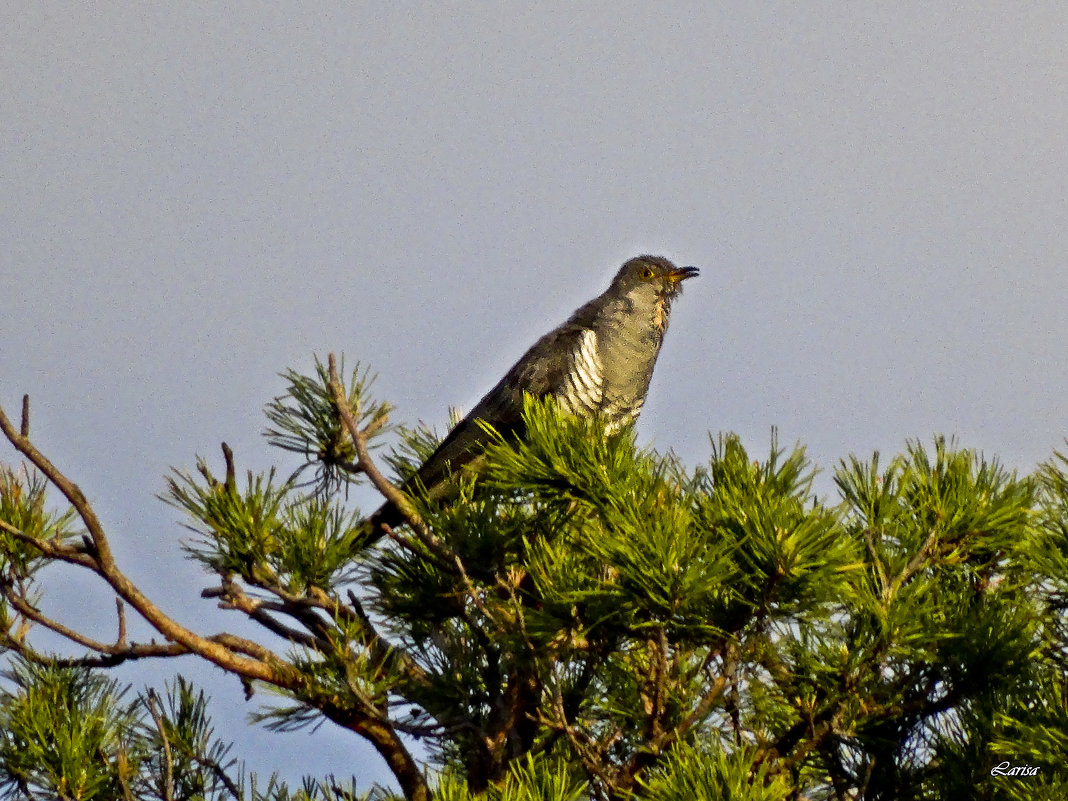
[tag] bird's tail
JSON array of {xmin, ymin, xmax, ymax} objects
[{"xmin": 363, "ymin": 500, "xmax": 403, "ymax": 546}]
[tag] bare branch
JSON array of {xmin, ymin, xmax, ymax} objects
[
  {"xmin": 221, "ymin": 442, "xmax": 237, "ymax": 491},
  {"xmin": 3, "ymin": 587, "xmax": 130, "ymax": 655},
  {"xmin": 0, "ymin": 594, "xmax": 190, "ymax": 668},
  {"xmin": 0, "ymin": 396, "xmax": 436, "ymax": 800},
  {"xmin": 0, "ymin": 518, "xmax": 100, "ymax": 569},
  {"xmin": 0, "ymin": 401, "xmax": 116, "ymax": 565},
  {"xmin": 115, "ymin": 598, "xmax": 127, "ymax": 648},
  {"xmin": 202, "ymin": 581, "xmax": 326, "ymax": 650},
  {"xmin": 0, "ymin": 584, "xmax": 284, "ymax": 672},
  {"xmin": 209, "ymin": 633, "xmax": 287, "ymax": 663}
]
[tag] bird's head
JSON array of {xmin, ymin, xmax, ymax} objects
[{"xmin": 611, "ymin": 255, "xmax": 699, "ymax": 302}]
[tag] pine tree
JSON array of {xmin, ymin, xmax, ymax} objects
[{"xmin": 0, "ymin": 356, "xmax": 1064, "ymax": 800}]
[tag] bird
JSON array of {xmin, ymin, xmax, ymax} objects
[{"xmin": 367, "ymin": 254, "xmax": 698, "ymax": 538}]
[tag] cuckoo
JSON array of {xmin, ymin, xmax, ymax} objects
[{"xmin": 367, "ymin": 254, "xmax": 698, "ymax": 538}]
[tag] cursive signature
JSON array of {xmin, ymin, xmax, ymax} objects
[{"xmin": 990, "ymin": 761, "xmax": 1041, "ymax": 777}]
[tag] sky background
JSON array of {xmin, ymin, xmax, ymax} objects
[{"xmin": 2, "ymin": 2, "xmax": 1067, "ymax": 792}]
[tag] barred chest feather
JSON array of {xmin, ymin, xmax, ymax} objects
[{"xmin": 553, "ymin": 323, "xmax": 661, "ymax": 432}]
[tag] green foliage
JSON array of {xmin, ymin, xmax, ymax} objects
[
  {"xmin": 2, "ymin": 360, "xmax": 1067, "ymax": 800},
  {"xmin": 698, "ymin": 433, "xmax": 857, "ymax": 615},
  {"xmin": 635, "ymin": 743, "xmax": 790, "ymax": 801},
  {"xmin": 264, "ymin": 356, "xmax": 392, "ymax": 495},
  {"xmin": 1033, "ymin": 450, "xmax": 1068, "ymax": 655},
  {"xmin": 138, "ymin": 678, "xmax": 240, "ymax": 801},
  {"xmin": 434, "ymin": 757, "xmax": 586, "ymax": 801},
  {"xmin": 0, "ymin": 659, "xmax": 141, "ymax": 800},
  {"xmin": 0, "ymin": 465, "xmax": 80, "ymax": 576},
  {"xmin": 0, "ymin": 659, "xmax": 374, "ymax": 801},
  {"xmin": 165, "ymin": 465, "xmax": 368, "ymax": 591},
  {"xmin": 362, "ymin": 398, "xmax": 1067, "ymax": 797}
]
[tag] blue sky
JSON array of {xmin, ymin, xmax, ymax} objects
[{"xmin": 3, "ymin": 3, "xmax": 1067, "ymax": 791}]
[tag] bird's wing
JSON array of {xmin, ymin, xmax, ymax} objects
[{"xmin": 402, "ymin": 323, "xmax": 595, "ymax": 498}]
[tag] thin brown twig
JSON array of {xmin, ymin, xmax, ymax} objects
[
  {"xmin": 644, "ymin": 628, "xmax": 669, "ymax": 741},
  {"xmin": 379, "ymin": 522, "xmax": 462, "ymax": 577},
  {"xmin": 652, "ymin": 674, "xmax": 727, "ymax": 751},
  {"xmin": 888, "ymin": 527, "xmax": 940, "ymax": 601},
  {"xmin": 497, "ymin": 570, "xmax": 535, "ymax": 654},
  {"xmin": 318, "ymin": 586, "xmax": 423, "ymax": 681},
  {"xmin": 115, "ymin": 598, "xmax": 127, "ymax": 647},
  {"xmin": 0, "ymin": 404, "xmax": 115, "ymax": 563},
  {"xmin": 221, "ymin": 442, "xmax": 236, "ymax": 491},
  {"xmin": 547, "ymin": 680, "xmax": 617, "ymax": 794},
  {"xmin": 452, "ymin": 553, "xmax": 498, "ymax": 628},
  {"xmin": 344, "ymin": 669, "xmax": 388, "ymax": 720},
  {"xmin": 0, "ymin": 592, "xmax": 188, "ymax": 667},
  {"xmin": 0, "ymin": 518, "xmax": 99, "ymax": 569},
  {"xmin": 209, "ymin": 633, "xmax": 286, "ymax": 663},
  {"xmin": 3, "ymin": 587, "xmax": 131, "ymax": 655},
  {"xmin": 0, "ymin": 583, "xmax": 282, "ymax": 670},
  {"xmin": 146, "ymin": 689, "xmax": 176, "ymax": 801},
  {"xmin": 326, "ymin": 354, "xmax": 421, "ymax": 529},
  {"xmin": 202, "ymin": 581, "xmax": 326, "ymax": 650},
  {"xmin": 188, "ymin": 748, "xmax": 244, "ymax": 801}
]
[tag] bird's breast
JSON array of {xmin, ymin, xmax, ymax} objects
[
  {"xmin": 596, "ymin": 313, "xmax": 664, "ymax": 413},
  {"xmin": 555, "ymin": 328, "xmax": 605, "ymax": 416}
]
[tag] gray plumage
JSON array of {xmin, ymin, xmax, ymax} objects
[{"xmin": 368, "ymin": 254, "xmax": 698, "ymax": 536}]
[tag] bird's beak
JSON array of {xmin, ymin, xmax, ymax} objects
[{"xmin": 666, "ymin": 266, "xmax": 700, "ymax": 282}]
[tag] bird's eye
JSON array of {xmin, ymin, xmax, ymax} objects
[{"xmin": 640, "ymin": 267, "xmax": 655, "ymax": 280}]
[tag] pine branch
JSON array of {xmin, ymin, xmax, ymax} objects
[{"xmin": 0, "ymin": 400, "xmax": 285, "ymax": 686}]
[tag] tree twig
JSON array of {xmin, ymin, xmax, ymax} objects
[
  {"xmin": 326, "ymin": 354, "xmax": 421, "ymax": 530},
  {"xmin": 115, "ymin": 599, "xmax": 127, "ymax": 648},
  {"xmin": 0, "ymin": 518, "xmax": 100, "ymax": 569},
  {"xmin": 145, "ymin": 689, "xmax": 176, "ymax": 801},
  {"xmin": 202, "ymin": 583, "xmax": 325, "ymax": 650}
]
